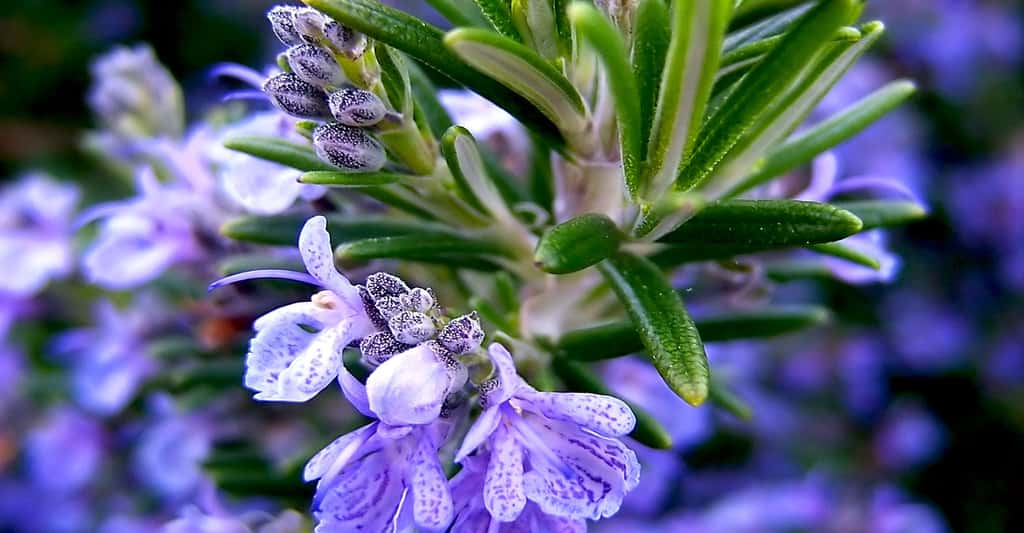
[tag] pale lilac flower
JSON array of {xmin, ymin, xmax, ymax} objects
[
  {"xmin": 208, "ymin": 112, "xmax": 325, "ymax": 214},
  {"xmin": 0, "ymin": 173, "xmax": 78, "ymax": 297},
  {"xmin": 133, "ymin": 399, "xmax": 213, "ymax": 500},
  {"xmin": 455, "ymin": 343, "xmax": 640, "ymax": 522},
  {"xmin": 53, "ymin": 299, "xmax": 156, "ymax": 416},
  {"xmin": 211, "ymin": 215, "xmax": 375, "ymax": 402},
  {"xmin": 25, "ymin": 408, "xmax": 106, "ymax": 495},
  {"xmin": 80, "ymin": 167, "xmax": 207, "ymax": 289},
  {"xmin": 304, "ymin": 365, "xmax": 456, "ymax": 532}
]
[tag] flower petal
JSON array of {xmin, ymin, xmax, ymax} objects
[
  {"xmin": 366, "ymin": 343, "xmax": 448, "ymax": 426},
  {"xmin": 455, "ymin": 406, "xmax": 502, "ymax": 463},
  {"xmin": 409, "ymin": 433, "xmax": 454, "ymax": 530},
  {"xmin": 304, "ymin": 423, "xmax": 377, "ymax": 482},
  {"xmin": 484, "ymin": 343, "xmax": 525, "ymax": 407},
  {"xmin": 299, "ymin": 216, "xmax": 359, "ymax": 305},
  {"xmin": 484, "ymin": 426, "xmax": 526, "ymax": 522},
  {"xmin": 518, "ymin": 391, "xmax": 636, "ymax": 437},
  {"xmin": 244, "ymin": 302, "xmax": 323, "ymax": 397},
  {"xmin": 313, "ymin": 451, "xmax": 405, "ymax": 532},
  {"xmin": 273, "ymin": 323, "xmax": 348, "ymax": 402},
  {"xmin": 337, "ymin": 364, "xmax": 373, "ymax": 418},
  {"xmin": 521, "ymin": 417, "xmax": 640, "ymax": 521}
]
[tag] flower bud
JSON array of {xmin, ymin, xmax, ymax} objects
[
  {"xmin": 292, "ymin": 7, "xmax": 326, "ymax": 43},
  {"xmin": 323, "ymin": 19, "xmax": 367, "ymax": 59},
  {"xmin": 373, "ymin": 295, "xmax": 405, "ymax": 320},
  {"xmin": 286, "ymin": 44, "xmax": 345, "ymax": 89},
  {"xmin": 312, "ymin": 123, "xmax": 386, "ymax": 171},
  {"xmin": 437, "ymin": 312, "xmax": 485, "ymax": 355},
  {"xmin": 359, "ymin": 331, "xmax": 410, "ymax": 367},
  {"xmin": 262, "ymin": 73, "xmax": 330, "ymax": 119},
  {"xmin": 400, "ymin": 287, "xmax": 434, "ymax": 313},
  {"xmin": 267, "ymin": 6, "xmax": 302, "ymax": 46},
  {"xmin": 365, "ymin": 272, "xmax": 410, "ymax": 299},
  {"xmin": 388, "ymin": 311, "xmax": 436, "ymax": 345},
  {"xmin": 328, "ymin": 88, "xmax": 387, "ymax": 126}
]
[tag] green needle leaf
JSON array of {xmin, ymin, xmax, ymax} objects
[
  {"xmin": 474, "ymin": 0, "xmax": 523, "ymax": 40},
  {"xmin": 598, "ymin": 252, "xmax": 709, "ymax": 406},
  {"xmin": 221, "ymin": 213, "xmax": 453, "ymax": 246},
  {"xmin": 442, "ymin": 126, "xmax": 519, "ymax": 223},
  {"xmin": 556, "ymin": 305, "xmax": 830, "ymax": 361},
  {"xmin": 569, "ymin": 3, "xmax": 644, "ymax": 197},
  {"xmin": 299, "ymin": 170, "xmax": 420, "ymax": 187},
  {"xmin": 708, "ymin": 378, "xmax": 753, "ymax": 420},
  {"xmin": 304, "ymin": 0, "xmax": 562, "ymax": 144},
  {"xmin": 658, "ymin": 199, "xmax": 863, "ymax": 245},
  {"xmin": 336, "ymin": 235, "xmax": 513, "ymax": 265},
  {"xmin": 425, "ymin": 0, "xmax": 489, "ymax": 27},
  {"xmin": 676, "ymin": 0, "xmax": 856, "ymax": 191},
  {"xmin": 633, "ymin": 0, "xmax": 671, "ymax": 155},
  {"xmin": 643, "ymin": 0, "xmax": 731, "ymax": 200},
  {"xmin": 444, "ymin": 28, "xmax": 588, "ymax": 135},
  {"xmin": 223, "ymin": 135, "xmax": 334, "ymax": 172},
  {"xmin": 534, "ymin": 213, "xmax": 623, "ymax": 274},
  {"xmin": 807, "ymin": 242, "xmax": 881, "ymax": 269},
  {"xmin": 551, "ymin": 357, "xmax": 674, "ymax": 449},
  {"xmin": 832, "ymin": 200, "xmax": 928, "ymax": 230},
  {"xmin": 728, "ymin": 79, "xmax": 917, "ymax": 196}
]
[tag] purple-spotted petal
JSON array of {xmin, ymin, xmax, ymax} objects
[
  {"xmin": 271, "ymin": 324, "xmax": 347, "ymax": 402},
  {"xmin": 455, "ymin": 406, "xmax": 502, "ymax": 463},
  {"xmin": 518, "ymin": 391, "xmax": 636, "ymax": 437},
  {"xmin": 313, "ymin": 451, "xmax": 405, "ymax": 532},
  {"xmin": 521, "ymin": 417, "xmax": 640, "ymax": 520},
  {"xmin": 304, "ymin": 423, "xmax": 377, "ymax": 482},
  {"xmin": 244, "ymin": 302, "xmax": 323, "ymax": 395},
  {"xmin": 484, "ymin": 426, "xmax": 526, "ymax": 522},
  {"xmin": 366, "ymin": 343, "xmax": 449, "ymax": 426},
  {"xmin": 409, "ymin": 434, "xmax": 454, "ymax": 530},
  {"xmin": 299, "ymin": 216, "xmax": 359, "ymax": 305}
]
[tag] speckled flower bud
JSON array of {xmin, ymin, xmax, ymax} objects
[
  {"xmin": 388, "ymin": 311, "xmax": 436, "ymax": 345},
  {"xmin": 312, "ymin": 123, "xmax": 386, "ymax": 172},
  {"xmin": 328, "ymin": 88, "xmax": 387, "ymax": 127},
  {"xmin": 373, "ymin": 295, "xmax": 405, "ymax": 320},
  {"xmin": 292, "ymin": 7, "xmax": 326, "ymax": 43},
  {"xmin": 359, "ymin": 331, "xmax": 411, "ymax": 367},
  {"xmin": 437, "ymin": 312, "xmax": 485, "ymax": 355},
  {"xmin": 323, "ymin": 19, "xmax": 367, "ymax": 59},
  {"xmin": 262, "ymin": 73, "xmax": 330, "ymax": 119},
  {"xmin": 365, "ymin": 273, "xmax": 410, "ymax": 300},
  {"xmin": 286, "ymin": 44, "xmax": 345, "ymax": 89},
  {"xmin": 267, "ymin": 6, "xmax": 302, "ymax": 46},
  {"xmin": 400, "ymin": 287, "xmax": 434, "ymax": 313}
]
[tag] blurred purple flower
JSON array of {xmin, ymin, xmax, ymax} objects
[
  {"xmin": 455, "ymin": 343, "xmax": 639, "ymax": 522},
  {"xmin": 53, "ymin": 299, "xmax": 157, "ymax": 416},
  {"xmin": 25, "ymin": 408, "xmax": 106, "ymax": 495},
  {"xmin": 133, "ymin": 398, "xmax": 213, "ymax": 501},
  {"xmin": 0, "ymin": 174, "xmax": 79, "ymax": 297},
  {"xmin": 882, "ymin": 290, "xmax": 971, "ymax": 373},
  {"xmin": 873, "ymin": 401, "xmax": 947, "ymax": 472},
  {"xmin": 208, "ymin": 112, "xmax": 325, "ymax": 214},
  {"xmin": 869, "ymin": 486, "xmax": 949, "ymax": 533},
  {"xmin": 87, "ymin": 44, "xmax": 184, "ymax": 140}
]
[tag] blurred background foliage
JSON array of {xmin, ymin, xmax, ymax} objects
[{"xmin": 1, "ymin": 0, "xmax": 1022, "ymax": 531}]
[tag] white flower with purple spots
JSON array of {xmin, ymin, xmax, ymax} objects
[
  {"xmin": 304, "ymin": 364, "xmax": 456, "ymax": 532},
  {"xmin": 211, "ymin": 215, "xmax": 376, "ymax": 402},
  {"xmin": 456, "ymin": 343, "xmax": 640, "ymax": 523}
]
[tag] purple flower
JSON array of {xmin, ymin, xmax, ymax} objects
[
  {"xmin": 873, "ymin": 401, "xmax": 946, "ymax": 472},
  {"xmin": 208, "ymin": 112, "xmax": 325, "ymax": 214},
  {"xmin": 303, "ymin": 364, "xmax": 456, "ymax": 532},
  {"xmin": 80, "ymin": 167, "xmax": 207, "ymax": 289},
  {"xmin": 455, "ymin": 343, "xmax": 640, "ymax": 522},
  {"xmin": 53, "ymin": 299, "xmax": 157, "ymax": 416},
  {"xmin": 25, "ymin": 408, "xmax": 106, "ymax": 495},
  {"xmin": 133, "ymin": 398, "xmax": 213, "ymax": 500},
  {"xmin": 0, "ymin": 173, "xmax": 78, "ymax": 297},
  {"xmin": 87, "ymin": 44, "xmax": 184, "ymax": 139},
  {"xmin": 365, "ymin": 340, "xmax": 468, "ymax": 427},
  {"xmin": 449, "ymin": 453, "xmax": 586, "ymax": 532},
  {"xmin": 215, "ymin": 216, "xmax": 376, "ymax": 402}
]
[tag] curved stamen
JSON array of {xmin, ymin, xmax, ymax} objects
[
  {"xmin": 208, "ymin": 269, "xmax": 319, "ymax": 292},
  {"xmin": 208, "ymin": 63, "xmax": 269, "ymax": 88},
  {"xmin": 221, "ymin": 90, "xmax": 269, "ymax": 103}
]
